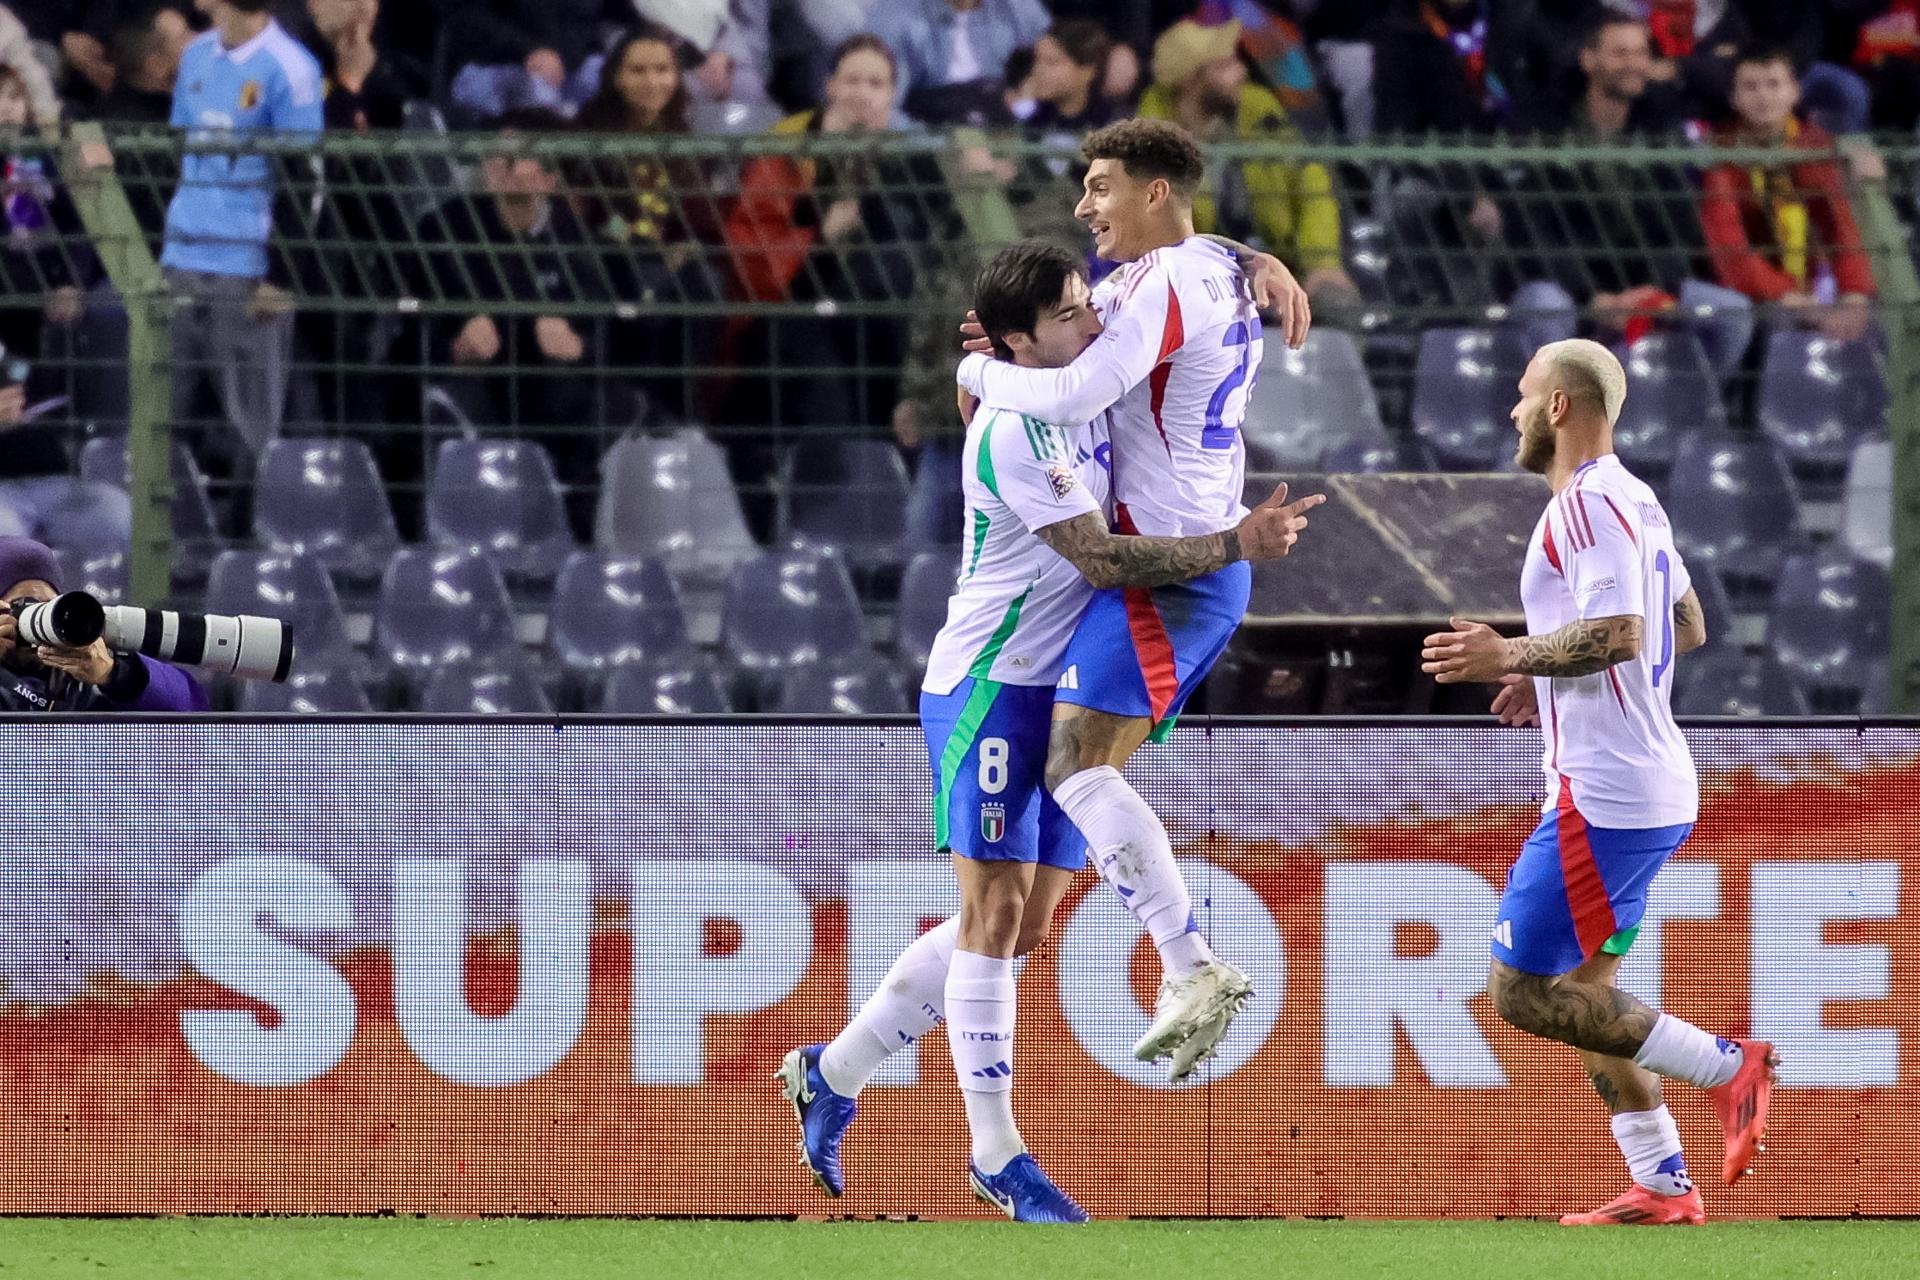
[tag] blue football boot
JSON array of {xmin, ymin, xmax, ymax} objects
[
  {"xmin": 968, "ymin": 1153, "xmax": 1090, "ymax": 1223},
  {"xmin": 776, "ymin": 1044, "xmax": 857, "ymax": 1197}
]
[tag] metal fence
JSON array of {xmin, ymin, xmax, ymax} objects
[{"xmin": 0, "ymin": 126, "xmax": 1907, "ymax": 711}]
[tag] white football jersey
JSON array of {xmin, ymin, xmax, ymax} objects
[
  {"xmin": 1519, "ymin": 455, "xmax": 1699, "ymax": 829},
  {"xmin": 956, "ymin": 236, "xmax": 1258, "ymax": 538},
  {"xmin": 922, "ymin": 407, "xmax": 1113, "ymax": 695}
]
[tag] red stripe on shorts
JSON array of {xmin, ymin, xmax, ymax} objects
[
  {"xmin": 1556, "ymin": 780, "xmax": 1618, "ymax": 960},
  {"xmin": 1121, "ymin": 587, "xmax": 1181, "ymax": 724}
]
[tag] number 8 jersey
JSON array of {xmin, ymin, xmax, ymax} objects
[
  {"xmin": 1520, "ymin": 454, "xmax": 1699, "ymax": 829},
  {"xmin": 957, "ymin": 237, "xmax": 1260, "ymax": 538}
]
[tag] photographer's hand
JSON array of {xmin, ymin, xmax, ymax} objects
[{"xmin": 38, "ymin": 639, "xmax": 115, "ymax": 685}]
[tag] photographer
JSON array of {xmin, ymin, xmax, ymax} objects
[{"xmin": 0, "ymin": 537, "xmax": 209, "ymax": 712}]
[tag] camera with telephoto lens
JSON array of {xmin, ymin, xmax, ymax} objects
[{"xmin": 10, "ymin": 591, "xmax": 293, "ymax": 682}]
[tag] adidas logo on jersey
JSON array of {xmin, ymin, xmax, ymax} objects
[
  {"xmin": 1058, "ymin": 666, "xmax": 1079, "ymax": 690},
  {"xmin": 1492, "ymin": 920, "xmax": 1514, "ymax": 949}
]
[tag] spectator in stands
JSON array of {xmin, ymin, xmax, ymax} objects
[
  {"xmin": 1846, "ymin": 1, "xmax": 1920, "ymax": 131},
  {"xmin": 0, "ymin": 4, "xmax": 59, "ymax": 123},
  {"xmin": 1137, "ymin": 18, "xmax": 1357, "ymax": 306},
  {"xmin": 1700, "ymin": 46, "xmax": 1875, "ymax": 344},
  {"xmin": 1025, "ymin": 20, "xmax": 1123, "ymax": 135},
  {"xmin": 300, "ymin": 0, "xmax": 424, "ymax": 133},
  {"xmin": 869, "ymin": 0, "xmax": 1049, "ymax": 122},
  {"xmin": 1192, "ymin": 0, "xmax": 1331, "ymax": 134},
  {"xmin": 572, "ymin": 22, "xmax": 725, "ymax": 422},
  {"xmin": 161, "ymin": 0, "xmax": 323, "ymax": 463},
  {"xmin": 439, "ymin": 0, "xmax": 620, "ymax": 122},
  {"xmin": 408, "ymin": 110, "xmax": 612, "ymax": 537},
  {"xmin": 1635, "ymin": 0, "xmax": 1750, "ymax": 121},
  {"xmin": 655, "ymin": 0, "xmax": 784, "ymax": 134},
  {"xmin": 91, "ymin": 6, "xmax": 190, "ymax": 124},
  {"xmin": 0, "ymin": 538, "xmax": 209, "ymax": 711},
  {"xmin": 1502, "ymin": 16, "xmax": 1754, "ymax": 370},
  {"xmin": 1369, "ymin": 0, "xmax": 1514, "ymax": 135}
]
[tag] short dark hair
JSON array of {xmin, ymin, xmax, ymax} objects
[
  {"xmin": 1082, "ymin": 118, "xmax": 1205, "ymax": 198},
  {"xmin": 830, "ymin": 33, "xmax": 898, "ymax": 84},
  {"xmin": 974, "ymin": 242, "xmax": 1086, "ymax": 362},
  {"xmin": 223, "ymin": 0, "xmax": 273, "ymax": 12},
  {"xmin": 1046, "ymin": 20, "xmax": 1114, "ymax": 72},
  {"xmin": 1582, "ymin": 16, "xmax": 1646, "ymax": 51},
  {"xmin": 1732, "ymin": 43, "xmax": 1798, "ymax": 77}
]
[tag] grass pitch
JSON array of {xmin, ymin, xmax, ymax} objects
[{"xmin": 1, "ymin": 1218, "xmax": 1911, "ymax": 1280}]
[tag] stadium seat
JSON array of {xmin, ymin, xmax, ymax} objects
[
  {"xmin": 718, "ymin": 549, "xmax": 866, "ymax": 707},
  {"xmin": 1613, "ymin": 332, "xmax": 1725, "ymax": 477},
  {"xmin": 31, "ymin": 481, "xmax": 131, "ymax": 556},
  {"xmin": 1855, "ymin": 658, "xmax": 1893, "ymax": 714},
  {"xmin": 1320, "ymin": 435, "xmax": 1432, "ymax": 474},
  {"xmin": 371, "ymin": 546, "xmax": 521, "ymax": 684},
  {"xmin": 254, "ymin": 438, "xmax": 401, "ymax": 582},
  {"xmin": 774, "ymin": 651, "xmax": 911, "ymax": 713},
  {"xmin": 599, "ymin": 650, "xmax": 731, "ymax": 713},
  {"xmin": 238, "ymin": 659, "xmax": 373, "ymax": 713},
  {"xmin": 1842, "ymin": 440, "xmax": 1892, "ymax": 569},
  {"xmin": 1410, "ymin": 328, "xmax": 1529, "ymax": 471},
  {"xmin": 594, "ymin": 429, "xmax": 759, "ymax": 589},
  {"xmin": 1767, "ymin": 550, "xmax": 1891, "ymax": 707},
  {"xmin": 895, "ymin": 549, "xmax": 959, "ymax": 674},
  {"xmin": 205, "ymin": 549, "xmax": 357, "ymax": 667},
  {"xmin": 1667, "ymin": 432, "xmax": 1801, "ymax": 597},
  {"xmin": 50, "ymin": 545, "xmax": 127, "ymax": 604},
  {"xmin": 77, "ymin": 436, "xmax": 221, "ymax": 578},
  {"xmin": 424, "ymin": 438, "xmax": 575, "ymax": 588},
  {"xmin": 545, "ymin": 552, "xmax": 688, "ymax": 699},
  {"xmin": 1244, "ymin": 329, "xmax": 1389, "ymax": 470},
  {"xmin": 1672, "ymin": 649, "xmax": 1811, "ymax": 716},
  {"xmin": 781, "ymin": 439, "xmax": 911, "ymax": 572},
  {"xmin": 419, "ymin": 660, "xmax": 554, "ymax": 714},
  {"xmin": 1756, "ymin": 331, "xmax": 1889, "ymax": 477}
]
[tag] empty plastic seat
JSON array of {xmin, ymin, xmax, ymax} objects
[
  {"xmin": 238, "ymin": 660, "xmax": 373, "ymax": 713},
  {"xmin": 77, "ymin": 436, "xmax": 221, "ymax": 574},
  {"xmin": 32, "ymin": 481, "xmax": 131, "ymax": 555},
  {"xmin": 1410, "ymin": 328, "xmax": 1528, "ymax": 471},
  {"xmin": 1757, "ymin": 331, "xmax": 1889, "ymax": 474},
  {"xmin": 775, "ymin": 652, "xmax": 910, "ymax": 713},
  {"xmin": 895, "ymin": 549, "xmax": 959, "ymax": 673},
  {"xmin": 545, "ymin": 552, "xmax": 687, "ymax": 683},
  {"xmin": 1672, "ymin": 650, "xmax": 1811, "ymax": 716},
  {"xmin": 205, "ymin": 549, "xmax": 355, "ymax": 665},
  {"xmin": 50, "ymin": 545, "xmax": 128, "ymax": 603},
  {"xmin": 1321, "ymin": 434, "xmax": 1431, "ymax": 474},
  {"xmin": 254, "ymin": 438, "xmax": 401, "ymax": 581},
  {"xmin": 1767, "ymin": 550, "xmax": 1891, "ymax": 700},
  {"xmin": 782, "ymin": 439, "xmax": 910, "ymax": 569},
  {"xmin": 1855, "ymin": 658, "xmax": 1893, "ymax": 714},
  {"xmin": 1842, "ymin": 440, "xmax": 1892, "ymax": 569},
  {"xmin": 594, "ymin": 429, "xmax": 759, "ymax": 587},
  {"xmin": 599, "ymin": 650, "xmax": 730, "ymax": 713},
  {"xmin": 1667, "ymin": 432, "xmax": 1800, "ymax": 592},
  {"xmin": 1244, "ymin": 329, "xmax": 1389, "ymax": 470},
  {"xmin": 719, "ymin": 549, "xmax": 865, "ymax": 704},
  {"xmin": 419, "ymin": 660, "xmax": 554, "ymax": 714},
  {"xmin": 425, "ymin": 438, "xmax": 575, "ymax": 586},
  {"xmin": 371, "ymin": 546, "xmax": 521, "ymax": 680},
  {"xmin": 1614, "ymin": 332, "xmax": 1726, "ymax": 476}
]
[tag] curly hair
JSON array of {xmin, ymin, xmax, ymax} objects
[{"xmin": 1081, "ymin": 118, "xmax": 1205, "ymax": 197}]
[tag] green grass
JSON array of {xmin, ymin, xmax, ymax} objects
[{"xmin": 0, "ymin": 1219, "xmax": 1913, "ymax": 1280}]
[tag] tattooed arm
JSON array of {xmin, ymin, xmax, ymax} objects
[
  {"xmin": 1034, "ymin": 482, "xmax": 1325, "ymax": 591},
  {"xmin": 1422, "ymin": 614, "xmax": 1642, "ymax": 683},
  {"xmin": 1502, "ymin": 615, "xmax": 1645, "ymax": 678},
  {"xmin": 1673, "ymin": 588, "xmax": 1707, "ymax": 655}
]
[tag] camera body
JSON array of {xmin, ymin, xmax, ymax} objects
[{"xmin": 10, "ymin": 592, "xmax": 294, "ymax": 682}]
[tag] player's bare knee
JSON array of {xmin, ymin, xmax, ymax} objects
[{"xmin": 1013, "ymin": 911, "xmax": 1056, "ymax": 957}]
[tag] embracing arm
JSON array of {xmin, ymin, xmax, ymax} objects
[
  {"xmin": 1503, "ymin": 614, "xmax": 1644, "ymax": 678},
  {"xmin": 1035, "ymin": 513, "xmax": 1242, "ymax": 590},
  {"xmin": 1673, "ymin": 587, "xmax": 1706, "ymax": 655}
]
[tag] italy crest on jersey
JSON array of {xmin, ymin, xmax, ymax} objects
[{"xmin": 980, "ymin": 803, "xmax": 1007, "ymax": 844}]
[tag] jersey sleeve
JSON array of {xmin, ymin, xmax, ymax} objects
[
  {"xmin": 981, "ymin": 411, "xmax": 1101, "ymax": 534},
  {"xmin": 270, "ymin": 52, "xmax": 326, "ymax": 130},
  {"xmin": 956, "ymin": 258, "xmax": 1181, "ymax": 425},
  {"xmin": 1562, "ymin": 487, "xmax": 1646, "ymax": 622}
]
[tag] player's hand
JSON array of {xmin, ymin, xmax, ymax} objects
[
  {"xmin": 39, "ymin": 638, "xmax": 115, "ymax": 685},
  {"xmin": 1234, "ymin": 481, "xmax": 1324, "ymax": 561},
  {"xmin": 1420, "ymin": 617, "xmax": 1511, "ymax": 684},
  {"xmin": 1489, "ymin": 673, "xmax": 1539, "ymax": 727},
  {"xmin": 1245, "ymin": 253, "xmax": 1311, "ymax": 351},
  {"xmin": 959, "ymin": 309, "xmax": 992, "ymax": 355}
]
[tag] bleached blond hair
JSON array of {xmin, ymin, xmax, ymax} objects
[{"xmin": 1535, "ymin": 339, "xmax": 1627, "ymax": 425}]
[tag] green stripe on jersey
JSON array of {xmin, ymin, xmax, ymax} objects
[
  {"xmin": 1022, "ymin": 415, "xmax": 1052, "ymax": 460},
  {"xmin": 976, "ymin": 425, "xmax": 1003, "ymax": 499},
  {"xmin": 931, "ymin": 586, "xmax": 1031, "ymax": 849},
  {"xmin": 964, "ymin": 507, "xmax": 991, "ymax": 579}
]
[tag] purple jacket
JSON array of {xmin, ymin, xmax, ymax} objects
[{"xmin": 0, "ymin": 653, "xmax": 209, "ymax": 713}]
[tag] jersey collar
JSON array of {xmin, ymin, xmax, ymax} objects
[{"xmin": 216, "ymin": 20, "xmax": 278, "ymax": 64}]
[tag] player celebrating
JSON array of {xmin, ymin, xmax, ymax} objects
[
  {"xmin": 1420, "ymin": 340, "xmax": 1777, "ymax": 1227},
  {"xmin": 952, "ymin": 120, "xmax": 1307, "ymax": 1081},
  {"xmin": 779, "ymin": 242, "xmax": 1321, "ymax": 1222}
]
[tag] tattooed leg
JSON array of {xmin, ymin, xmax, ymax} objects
[
  {"xmin": 1568, "ymin": 953, "xmax": 1662, "ymax": 1115},
  {"xmin": 1044, "ymin": 703, "xmax": 1152, "ymax": 792},
  {"xmin": 1487, "ymin": 957, "xmax": 1660, "ymax": 1059}
]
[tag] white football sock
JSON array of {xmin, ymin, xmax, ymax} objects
[
  {"xmin": 1612, "ymin": 1106, "xmax": 1694, "ymax": 1197},
  {"xmin": 946, "ymin": 948, "xmax": 1024, "ymax": 1175},
  {"xmin": 1052, "ymin": 765, "xmax": 1213, "ymax": 975},
  {"xmin": 1633, "ymin": 1013, "xmax": 1743, "ymax": 1089},
  {"xmin": 819, "ymin": 917, "xmax": 959, "ymax": 1098}
]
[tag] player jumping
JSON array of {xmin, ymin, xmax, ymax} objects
[
  {"xmin": 1420, "ymin": 339, "xmax": 1777, "ymax": 1227},
  {"xmin": 778, "ymin": 242, "xmax": 1321, "ymax": 1222},
  {"xmin": 952, "ymin": 120, "xmax": 1310, "ymax": 1082}
]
